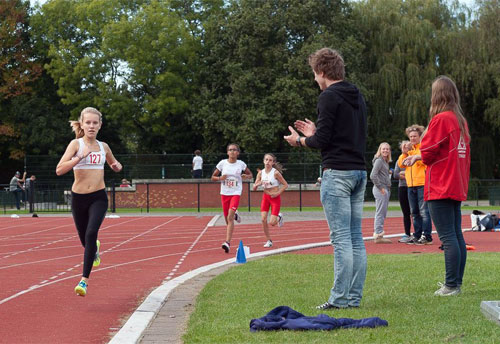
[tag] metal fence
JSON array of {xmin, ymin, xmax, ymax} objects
[{"xmin": 2, "ymin": 179, "xmax": 499, "ymax": 214}]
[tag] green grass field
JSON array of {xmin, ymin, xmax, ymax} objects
[{"xmin": 184, "ymin": 253, "xmax": 500, "ymax": 343}]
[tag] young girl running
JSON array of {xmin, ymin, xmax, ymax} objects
[
  {"xmin": 252, "ymin": 153, "xmax": 288, "ymax": 247},
  {"xmin": 56, "ymin": 107, "xmax": 122, "ymax": 296},
  {"xmin": 212, "ymin": 143, "xmax": 253, "ymax": 253}
]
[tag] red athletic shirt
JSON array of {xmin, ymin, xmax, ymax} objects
[{"xmin": 420, "ymin": 111, "xmax": 471, "ymax": 201}]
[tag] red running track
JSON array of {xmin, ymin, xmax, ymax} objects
[{"xmin": 0, "ymin": 214, "xmax": 498, "ymax": 343}]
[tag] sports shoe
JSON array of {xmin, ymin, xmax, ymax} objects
[
  {"xmin": 434, "ymin": 282, "xmax": 461, "ymax": 296},
  {"xmin": 398, "ymin": 235, "xmax": 412, "ymax": 243},
  {"xmin": 406, "ymin": 236, "xmax": 419, "ymax": 245},
  {"xmin": 222, "ymin": 241, "xmax": 230, "ymax": 253},
  {"xmin": 234, "ymin": 211, "xmax": 241, "ymax": 223},
  {"xmin": 93, "ymin": 240, "xmax": 101, "ymax": 267},
  {"xmin": 316, "ymin": 302, "xmax": 342, "ymax": 310},
  {"xmin": 278, "ymin": 213, "xmax": 284, "ymax": 227},
  {"xmin": 374, "ymin": 237, "xmax": 392, "ymax": 244},
  {"xmin": 416, "ymin": 237, "xmax": 433, "ymax": 245},
  {"xmin": 263, "ymin": 240, "xmax": 273, "ymax": 248},
  {"xmin": 75, "ymin": 280, "xmax": 88, "ymax": 297}
]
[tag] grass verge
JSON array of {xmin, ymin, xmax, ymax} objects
[{"xmin": 184, "ymin": 252, "xmax": 499, "ymax": 343}]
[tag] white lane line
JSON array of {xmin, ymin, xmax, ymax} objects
[
  {"xmin": 0, "ymin": 216, "xmax": 184, "ymax": 305},
  {"xmin": 164, "ymin": 217, "xmax": 212, "ymax": 281}
]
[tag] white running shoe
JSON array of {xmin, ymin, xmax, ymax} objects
[
  {"xmin": 278, "ymin": 213, "xmax": 284, "ymax": 227},
  {"xmin": 263, "ymin": 240, "xmax": 273, "ymax": 248},
  {"xmin": 234, "ymin": 211, "xmax": 241, "ymax": 223}
]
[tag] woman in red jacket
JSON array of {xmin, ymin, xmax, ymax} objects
[{"xmin": 420, "ymin": 76, "xmax": 471, "ymax": 297}]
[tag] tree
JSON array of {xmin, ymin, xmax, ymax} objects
[{"xmin": 190, "ymin": 0, "xmax": 364, "ymax": 153}]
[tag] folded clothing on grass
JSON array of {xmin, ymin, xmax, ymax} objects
[{"xmin": 250, "ymin": 306, "xmax": 388, "ymax": 332}]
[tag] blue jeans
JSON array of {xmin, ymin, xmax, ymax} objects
[
  {"xmin": 428, "ymin": 199, "xmax": 466, "ymax": 288},
  {"xmin": 321, "ymin": 169, "xmax": 367, "ymax": 307},
  {"xmin": 407, "ymin": 186, "xmax": 432, "ymax": 240}
]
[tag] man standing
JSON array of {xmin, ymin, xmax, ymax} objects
[
  {"xmin": 285, "ymin": 48, "xmax": 367, "ymax": 310},
  {"xmin": 192, "ymin": 150, "xmax": 203, "ymax": 178},
  {"xmin": 25, "ymin": 175, "xmax": 36, "ymax": 212},
  {"xmin": 9, "ymin": 171, "xmax": 26, "ymax": 210},
  {"xmin": 397, "ymin": 125, "xmax": 433, "ymax": 245}
]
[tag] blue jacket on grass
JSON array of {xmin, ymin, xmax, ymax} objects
[{"xmin": 250, "ymin": 306, "xmax": 388, "ymax": 332}]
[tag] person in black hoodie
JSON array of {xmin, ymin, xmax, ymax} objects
[{"xmin": 285, "ymin": 48, "xmax": 368, "ymax": 310}]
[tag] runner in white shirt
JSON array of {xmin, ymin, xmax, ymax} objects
[
  {"xmin": 211, "ymin": 143, "xmax": 253, "ymax": 253},
  {"xmin": 252, "ymin": 153, "xmax": 288, "ymax": 248}
]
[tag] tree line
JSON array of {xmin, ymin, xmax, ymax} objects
[{"xmin": 0, "ymin": 0, "xmax": 499, "ymax": 182}]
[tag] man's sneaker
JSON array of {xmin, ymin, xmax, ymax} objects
[
  {"xmin": 434, "ymin": 282, "xmax": 461, "ymax": 296},
  {"xmin": 398, "ymin": 235, "xmax": 412, "ymax": 243},
  {"xmin": 278, "ymin": 213, "xmax": 284, "ymax": 227},
  {"xmin": 222, "ymin": 241, "xmax": 230, "ymax": 253},
  {"xmin": 234, "ymin": 211, "xmax": 241, "ymax": 223},
  {"xmin": 263, "ymin": 240, "xmax": 273, "ymax": 248},
  {"xmin": 406, "ymin": 236, "xmax": 419, "ymax": 245},
  {"xmin": 316, "ymin": 302, "xmax": 342, "ymax": 310},
  {"xmin": 93, "ymin": 240, "xmax": 101, "ymax": 267},
  {"xmin": 416, "ymin": 237, "xmax": 433, "ymax": 245},
  {"xmin": 74, "ymin": 280, "xmax": 88, "ymax": 297}
]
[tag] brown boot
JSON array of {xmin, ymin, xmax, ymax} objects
[{"xmin": 374, "ymin": 237, "xmax": 392, "ymax": 244}]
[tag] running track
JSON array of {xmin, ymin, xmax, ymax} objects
[{"xmin": 0, "ymin": 214, "xmax": 498, "ymax": 343}]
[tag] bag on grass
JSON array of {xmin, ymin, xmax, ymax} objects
[{"xmin": 471, "ymin": 210, "xmax": 495, "ymax": 231}]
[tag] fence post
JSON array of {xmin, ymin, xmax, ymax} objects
[
  {"xmin": 197, "ymin": 182, "xmax": 200, "ymax": 213},
  {"xmin": 248, "ymin": 182, "xmax": 251, "ymax": 212},
  {"xmin": 147, "ymin": 183, "xmax": 150, "ymax": 213},
  {"xmin": 299, "ymin": 182, "xmax": 302, "ymax": 212},
  {"xmin": 112, "ymin": 181, "xmax": 116, "ymax": 213}
]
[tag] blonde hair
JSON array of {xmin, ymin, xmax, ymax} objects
[
  {"xmin": 263, "ymin": 153, "xmax": 284, "ymax": 174},
  {"xmin": 427, "ymin": 75, "xmax": 470, "ymax": 141},
  {"xmin": 374, "ymin": 142, "xmax": 392, "ymax": 162},
  {"xmin": 69, "ymin": 107, "xmax": 102, "ymax": 138},
  {"xmin": 399, "ymin": 140, "xmax": 410, "ymax": 150},
  {"xmin": 405, "ymin": 124, "xmax": 425, "ymax": 138}
]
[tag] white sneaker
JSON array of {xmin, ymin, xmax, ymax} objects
[
  {"xmin": 278, "ymin": 213, "xmax": 284, "ymax": 227},
  {"xmin": 263, "ymin": 240, "xmax": 273, "ymax": 248},
  {"xmin": 234, "ymin": 211, "xmax": 241, "ymax": 223}
]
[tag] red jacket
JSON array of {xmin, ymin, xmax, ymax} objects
[{"xmin": 420, "ymin": 111, "xmax": 470, "ymax": 201}]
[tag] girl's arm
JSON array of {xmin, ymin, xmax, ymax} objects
[
  {"xmin": 252, "ymin": 171, "xmax": 262, "ymax": 191},
  {"xmin": 56, "ymin": 140, "xmax": 87, "ymax": 176},
  {"xmin": 272, "ymin": 171, "xmax": 288, "ymax": 197},
  {"xmin": 211, "ymin": 168, "xmax": 226, "ymax": 182},
  {"xmin": 242, "ymin": 167, "xmax": 253, "ymax": 180},
  {"xmin": 103, "ymin": 142, "xmax": 122, "ymax": 172}
]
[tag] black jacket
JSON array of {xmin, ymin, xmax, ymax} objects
[{"xmin": 305, "ymin": 81, "xmax": 367, "ymax": 170}]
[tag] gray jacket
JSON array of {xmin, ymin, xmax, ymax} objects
[{"xmin": 370, "ymin": 157, "xmax": 391, "ymax": 190}]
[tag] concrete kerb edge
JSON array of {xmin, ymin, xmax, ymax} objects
[{"xmin": 109, "ymin": 223, "xmax": 439, "ymax": 343}]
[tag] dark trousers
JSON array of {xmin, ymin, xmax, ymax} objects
[
  {"xmin": 398, "ymin": 186, "xmax": 411, "ymax": 236},
  {"xmin": 428, "ymin": 199, "xmax": 466, "ymax": 288},
  {"xmin": 71, "ymin": 189, "xmax": 108, "ymax": 278},
  {"xmin": 12, "ymin": 189, "xmax": 24, "ymax": 210},
  {"xmin": 192, "ymin": 169, "xmax": 202, "ymax": 178}
]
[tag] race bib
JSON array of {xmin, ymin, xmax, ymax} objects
[
  {"xmin": 225, "ymin": 178, "xmax": 238, "ymax": 188},
  {"xmin": 87, "ymin": 152, "xmax": 102, "ymax": 165}
]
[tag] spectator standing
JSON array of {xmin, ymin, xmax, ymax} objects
[
  {"xmin": 25, "ymin": 175, "xmax": 36, "ymax": 211},
  {"xmin": 420, "ymin": 76, "xmax": 470, "ymax": 296},
  {"xmin": 192, "ymin": 150, "xmax": 203, "ymax": 178},
  {"xmin": 9, "ymin": 171, "xmax": 26, "ymax": 210},
  {"xmin": 394, "ymin": 141, "xmax": 412, "ymax": 243},
  {"xmin": 120, "ymin": 179, "xmax": 132, "ymax": 187},
  {"xmin": 285, "ymin": 48, "xmax": 368, "ymax": 310},
  {"xmin": 370, "ymin": 142, "xmax": 393, "ymax": 244},
  {"xmin": 398, "ymin": 125, "xmax": 433, "ymax": 245}
]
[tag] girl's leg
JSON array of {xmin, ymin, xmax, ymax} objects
[
  {"xmin": 81, "ymin": 194, "xmax": 108, "ymax": 279},
  {"xmin": 268, "ymin": 195, "xmax": 281, "ymax": 226},
  {"xmin": 260, "ymin": 194, "xmax": 272, "ymax": 239},
  {"xmin": 225, "ymin": 195, "xmax": 241, "ymax": 243},
  {"xmin": 71, "ymin": 192, "xmax": 90, "ymax": 249}
]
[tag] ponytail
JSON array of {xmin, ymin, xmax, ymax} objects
[{"xmin": 69, "ymin": 120, "xmax": 84, "ymax": 138}]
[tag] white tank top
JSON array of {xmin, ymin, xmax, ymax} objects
[
  {"xmin": 260, "ymin": 168, "xmax": 279, "ymax": 189},
  {"xmin": 73, "ymin": 138, "xmax": 106, "ymax": 170}
]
